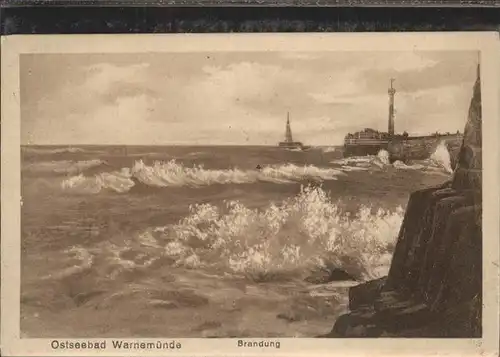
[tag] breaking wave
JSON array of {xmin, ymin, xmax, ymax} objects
[
  {"xmin": 320, "ymin": 146, "xmax": 340, "ymax": 153},
  {"xmin": 332, "ymin": 144, "xmax": 453, "ymax": 174},
  {"xmin": 52, "ymin": 142, "xmax": 453, "ymax": 194},
  {"xmin": 330, "ymin": 150, "xmax": 389, "ymax": 170},
  {"xmin": 71, "ymin": 186, "xmax": 404, "ymax": 282},
  {"xmin": 390, "ymin": 142, "xmax": 453, "ymax": 173},
  {"xmin": 429, "ymin": 141, "xmax": 454, "ymax": 174},
  {"xmin": 24, "ymin": 159, "xmax": 106, "ymax": 175},
  {"xmin": 61, "ymin": 168, "xmax": 134, "ymax": 194},
  {"xmin": 61, "ymin": 160, "xmax": 345, "ymax": 194}
]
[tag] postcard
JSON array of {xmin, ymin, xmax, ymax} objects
[{"xmin": 1, "ymin": 32, "xmax": 499, "ymax": 356}]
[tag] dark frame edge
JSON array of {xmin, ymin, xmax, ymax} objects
[{"xmin": 1, "ymin": 0, "xmax": 500, "ymax": 7}]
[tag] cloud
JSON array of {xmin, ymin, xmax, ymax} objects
[
  {"xmin": 196, "ymin": 62, "xmax": 296, "ymax": 105},
  {"xmin": 34, "ymin": 62, "xmax": 152, "ymax": 113},
  {"xmin": 22, "ymin": 51, "xmax": 477, "ymax": 145},
  {"xmin": 27, "ymin": 62, "xmax": 161, "ymax": 144},
  {"xmin": 84, "ymin": 63, "xmax": 150, "ymax": 93},
  {"xmin": 307, "ymin": 52, "xmax": 443, "ymax": 106},
  {"xmin": 81, "ymin": 95, "xmax": 156, "ymax": 142},
  {"xmin": 180, "ymin": 61, "xmax": 300, "ymax": 127},
  {"xmin": 308, "ymin": 70, "xmax": 365, "ymax": 104},
  {"xmin": 379, "ymin": 52, "xmax": 439, "ymax": 72}
]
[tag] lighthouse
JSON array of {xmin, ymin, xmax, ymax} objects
[
  {"xmin": 278, "ymin": 112, "xmax": 307, "ymax": 150},
  {"xmin": 388, "ymin": 78, "xmax": 396, "ymax": 137},
  {"xmin": 285, "ymin": 112, "xmax": 293, "ymax": 143}
]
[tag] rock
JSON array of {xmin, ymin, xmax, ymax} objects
[
  {"xmin": 452, "ymin": 168, "xmax": 482, "ymax": 193},
  {"xmin": 328, "ymin": 306, "xmax": 380, "ymax": 337},
  {"xmin": 457, "ymin": 146, "xmax": 482, "ymax": 170},
  {"xmin": 421, "ymin": 204, "xmax": 481, "ymax": 308},
  {"xmin": 417, "ymin": 295, "xmax": 481, "ymax": 337},
  {"xmin": 373, "ymin": 290, "xmax": 432, "ymax": 332},
  {"xmin": 373, "ymin": 290, "xmax": 411, "ymax": 312},
  {"xmin": 431, "ymin": 205, "xmax": 482, "ymax": 310},
  {"xmin": 328, "ymin": 268, "xmax": 357, "ymax": 282},
  {"xmin": 415, "ymin": 192, "xmax": 476, "ymax": 301},
  {"xmin": 345, "ymin": 324, "xmax": 383, "ymax": 338},
  {"xmin": 348, "ymin": 277, "xmax": 387, "ymax": 310},
  {"xmin": 452, "ymin": 65, "xmax": 482, "ymax": 192},
  {"xmin": 461, "ymin": 69, "xmax": 482, "ymax": 149},
  {"xmin": 385, "ymin": 186, "xmax": 458, "ymax": 290},
  {"xmin": 384, "ymin": 184, "xmax": 443, "ymax": 290},
  {"xmin": 305, "ymin": 267, "xmax": 356, "ymax": 284}
]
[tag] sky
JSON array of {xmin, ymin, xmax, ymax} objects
[{"xmin": 21, "ymin": 50, "xmax": 478, "ymax": 146}]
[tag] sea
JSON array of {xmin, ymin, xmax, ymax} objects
[{"xmin": 20, "ymin": 143, "xmax": 453, "ymax": 338}]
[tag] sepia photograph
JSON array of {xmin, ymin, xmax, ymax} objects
[{"xmin": 2, "ymin": 33, "xmax": 499, "ymax": 356}]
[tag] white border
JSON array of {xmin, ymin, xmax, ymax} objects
[{"xmin": 1, "ymin": 32, "xmax": 499, "ymax": 357}]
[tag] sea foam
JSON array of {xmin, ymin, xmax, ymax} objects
[
  {"xmin": 61, "ymin": 160, "xmax": 345, "ymax": 194},
  {"xmin": 429, "ymin": 141, "xmax": 454, "ymax": 174},
  {"xmin": 84, "ymin": 186, "xmax": 404, "ymax": 282},
  {"xmin": 331, "ymin": 144, "xmax": 453, "ymax": 174},
  {"xmin": 61, "ymin": 169, "xmax": 135, "ymax": 194},
  {"xmin": 59, "ymin": 142, "xmax": 453, "ymax": 194}
]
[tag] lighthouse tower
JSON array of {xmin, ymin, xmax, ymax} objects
[
  {"xmin": 388, "ymin": 78, "xmax": 396, "ymax": 137},
  {"xmin": 285, "ymin": 112, "xmax": 293, "ymax": 143}
]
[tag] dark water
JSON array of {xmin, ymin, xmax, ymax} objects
[{"xmin": 20, "ymin": 145, "xmax": 451, "ymax": 338}]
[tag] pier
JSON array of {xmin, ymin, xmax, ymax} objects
[{"xmin": 343, "ymin": 79, "xmax": 463, "ymax": 166}]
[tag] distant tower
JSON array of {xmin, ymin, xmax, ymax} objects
[
  {"xmin": 285, "ymin": 112, "xmax": 293, "ymax": 142},
  {"xmin": 388, "ymin": 78, "xmax": 396, "ymax": 137}
]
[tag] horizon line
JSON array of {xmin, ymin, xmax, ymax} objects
[{"xmin": 21, "ymin": 143, "xmax": 343, "ymax": 147}]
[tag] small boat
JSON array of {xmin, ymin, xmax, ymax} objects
[{"xmin": 278, "ymin": 112, "xmax": 310, "ymax": 150}]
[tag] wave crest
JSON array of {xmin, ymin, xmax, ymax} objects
[
  {"xmin": 330, "ymin": 151, "xmax": 388, "ymax": 170},
  {"xmin": 61, "ymin": 169, "xmax": 134, "ymax": 194},
  {"xmin": 93, "ymin": 186, "xmax": 403, "ymax": 282},
  {"xmin": 320, "ymin": 146, "xmax": 339, "ymax": 153},
  {"xmin": 61, "ymin": 160, "xmax": 345, "ymax": 193}
]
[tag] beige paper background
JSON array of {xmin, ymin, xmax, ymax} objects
[{"xmin": 1, "ymin": 32, "xmax": 499, "ymax": 357}]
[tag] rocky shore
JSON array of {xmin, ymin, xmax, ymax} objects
[{"xmin": 323, "ymin": 66, "xmax": 482, "ymax": 338}]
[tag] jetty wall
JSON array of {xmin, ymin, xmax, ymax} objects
[
  {"xmin": 344, "ymin": 135, "xmax": 463, "ymax": 168},
  {"xmin": 343, "ymin": 143, "xmax": 388, "ymax": 157},
  {"xmin": 325, "ymin": 67, "xmax": 482, "ymax": 338},
  {"xmin": 388, "ymin": 134, "xmax": 463, "ymax": 167}
]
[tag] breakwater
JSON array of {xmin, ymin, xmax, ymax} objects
[
  {"xmin": 344, "ymin": 134, "xmax": 463, "ymax": 169},
  {"xmin": 388, "ymin": 134, "xmax": 463, "ymax": 168}
]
